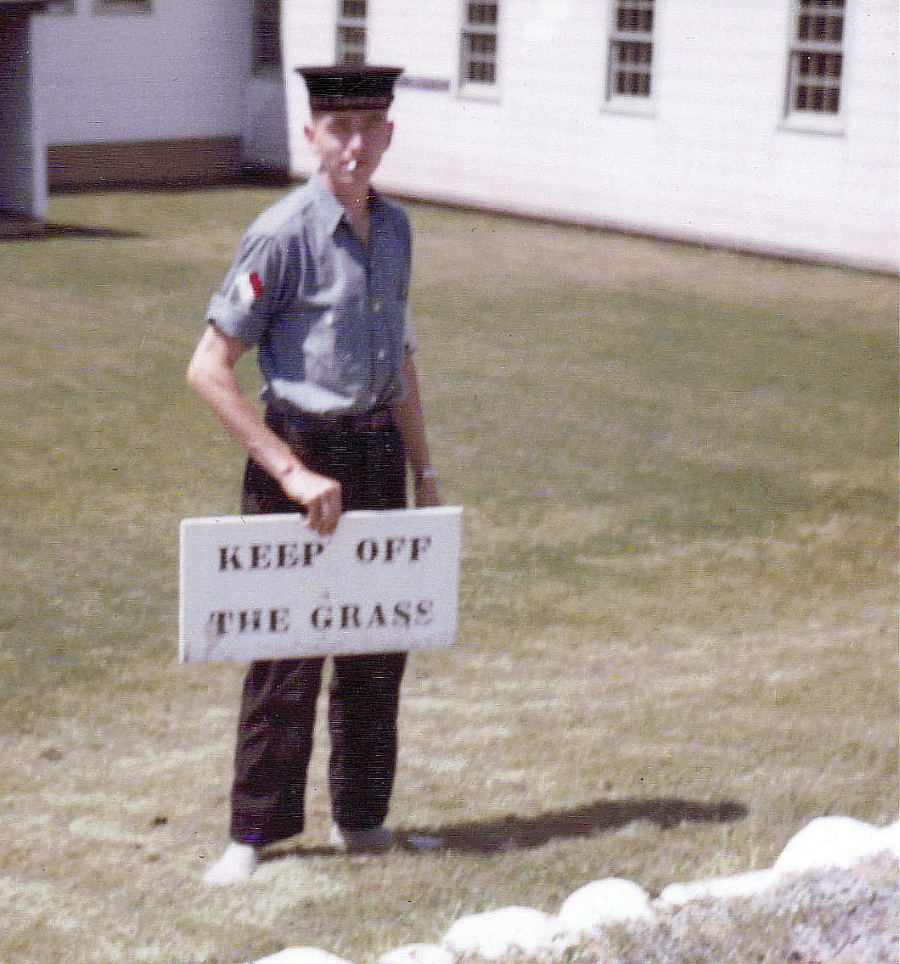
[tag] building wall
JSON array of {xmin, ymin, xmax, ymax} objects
[
  {"xmin": 31, "ymin": 0, "xmax": 253, "ymax": 187},
  {"xmin": 244, "ymin": 72, "xmax": 290, "ymax": 173},
  {"xmin": 284, "ymin": 0, "xmax": 898, "ymax": 271}
]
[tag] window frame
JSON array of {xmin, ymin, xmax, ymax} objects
[
  {"xmin": 335, "ymin": 0, "xmax": 367, "ymax": 66},
  {"xmin": 252, "ymin": 0, "xmax": 281, "ymax": 75},
  {"xmin": 604, "ymin": 0, "xmax": 656, "ymax": 115},
  {"xmin": 782, "ymin": 0, "xmax": 847, "ymax": 133},
  {"xmin": 92, "ymin": 0, "xmax": 151, "ymax": 13},
  {"xmin": 458, "ymin": 1, "xmax": 500, "ymax": 100}
]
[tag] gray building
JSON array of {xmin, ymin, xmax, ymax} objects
[{"xmin": 1, "ymin": 0, "xmax": 48, "ymax": 231}]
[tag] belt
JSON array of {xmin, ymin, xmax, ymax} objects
[{"xmin": 266, "ymin": 405, "xmax": 394, "ymax": 435}]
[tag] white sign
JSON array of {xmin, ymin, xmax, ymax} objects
[{"xmin": 179, "ymin": 506, "xmax": 462, "ymax": 663}]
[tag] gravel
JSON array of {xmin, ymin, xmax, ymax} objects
[{"xmin": 566, "ymin": 852, "xmax": 898, "ymax": 964}]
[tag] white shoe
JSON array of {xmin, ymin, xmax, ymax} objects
[
  {"xmin": 202, "ymin": 841, "xmax": 259, "ymax": 884},
  {"xmin": 328, "ymin": 823, "xmax": 394, "ymax": 853}
]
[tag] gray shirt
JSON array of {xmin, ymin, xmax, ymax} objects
[{"xmin": 207, "ymin": 174, "xmax": 415, "ymax": 416}]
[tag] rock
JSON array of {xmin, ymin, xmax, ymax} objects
[
  {"xmin": 443, "ymin": 906, "xmax": 560, "ymax": 959},
  {"xmin": 657, "ymin": 868, "xmax": 781, "ymax": 907},
  {"xmin": 558, "ymin": 878, "xmax": 654, "ymax": 933},
  {"xmin": 251, "ymin": 949, "xmax": 357, "ymax": 964},
  {"xmin": 774, "ymin": 816, "xmax": 888, "ymax": 874},
  {"xmin": 378, "ymin": 944, "xmax": 453, "ymax": 964},
  {"xmin": 877, "ymin": 819, "xmax": 900, "ymax": 858}
]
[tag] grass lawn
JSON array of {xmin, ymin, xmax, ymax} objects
[{"xmin": 0, "ymin": 186, "xmax": 896, "ymax": 964}]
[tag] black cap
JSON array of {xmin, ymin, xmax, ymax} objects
[{"xmin": 297, "ymin": 65, "xmax": 404, "ymax": 112}]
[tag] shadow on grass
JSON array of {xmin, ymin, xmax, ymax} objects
[
  {"xmin": 0, "ymin": 222, "xmax": 146, "ymax": 241},
  {"xmin": 398, "ymin": 797, "xmax": 747, "ymax": 853},
  {"xmin": 270, "ymin": 797, "xmax": 746, "ymax": 860}
]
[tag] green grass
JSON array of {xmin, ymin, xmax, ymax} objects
[{"xmin": 0, "ymin": 187, "xmax": 896, "ymax": 964}]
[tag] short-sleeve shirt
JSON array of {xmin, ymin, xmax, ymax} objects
[{"xmin": 206, "ymin": 174, "xmax": 415, "ymax": 416}]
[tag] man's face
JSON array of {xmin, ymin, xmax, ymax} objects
[{"xmin": 304, "ymin": 109, "xmax": 394, "ymax": 185}]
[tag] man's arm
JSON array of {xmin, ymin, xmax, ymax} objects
[
  {"xmin": 186, "ymin": 324, "xmax": 343, "ymax": 534},
  {"xmin": 392, "ymin": 354, "xmax": 441, "ymax": 508}
]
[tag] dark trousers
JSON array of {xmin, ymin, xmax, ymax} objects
[{"xmin": 230, "ymin": 411, "xmax": 407, "ymax": 848}]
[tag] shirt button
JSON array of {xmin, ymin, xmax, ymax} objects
[{"xmin": 377, "ymin": 349, "xmax": 387, "ymax": 360}]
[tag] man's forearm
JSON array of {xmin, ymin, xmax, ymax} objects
[
  {"xmin": 392, "ymin": 356, "xmax": 434, "ymax": 477},
  {"xmin": 186, "ymin": 327, "xmax": 298, "ymax": 481},
  {"xmin": 186, "ymin": 324, "xmax": 344, "ymax": 533},
  {"xmin": 392, "ymin": 355, "xmax": 441, "ymax": 508}
]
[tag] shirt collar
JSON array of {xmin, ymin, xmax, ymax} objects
[{"xmin": 307, "ymin": 172, "xmax": 383, "ymax": 238}]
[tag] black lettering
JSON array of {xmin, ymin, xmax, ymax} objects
[
  {"xmin": 356, "ymin": 539, "xmax": 378, "ymax": 563},
  {"xmin": 277, "ymin": 542, "xmax": 299, "ymax": 568},
  {"xmin": 207, "ymin": 611, "xmax": 233, "ymax": 634},
  {"xmin": 268, "ymin": 608, "xmax": 290, "ymax": 632},
  {"xmin": 311, "ymin": 606, "xmax": 332, "ymax": 630},
  {"xmin": 392, "ymin": 600, "xmax": 412, "ymax": 626},
  {"xmin": 409, "ymin": 536, "xmax": 432, "ymax": 561},
  {"xmin": 249, "ymin": 544, "xmax": 272, "ymax": 569},
  {"xmin": 238, "ymin": 609, "xmax": 263, "ymax": 632},
  {"xmin": 340, "ymin": 604, "xmax": 361, "ymax": 629},
  {"xmin": 415, "ymin": 600, "xmax": 434, "ymax": 625},
  {"xmin": 304, "ymin": 542, "xmax": 325, "ymax": 566},
  {"xmin": 384, "ymin": 537, "xmax": 406, "ymax": 562},
  {"xmin": 218, "ymin": 546, "xmax": 242, "ymax": 571},
  {"xmin": 366, "ymin": 604, "xmax": 387, "ymax": 628}
]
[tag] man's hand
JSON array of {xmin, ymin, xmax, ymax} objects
[{"xmin": 279, "ymin": 463, "xmax": 343, "ymax": 535}]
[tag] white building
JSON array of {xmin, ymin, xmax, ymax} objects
[
  {"xmin": 283, "ymin": 0, "xmax": 899, "ymax": 272},
  {"xmin": 28, "ymin": 0, "xmax": 286, "ymax": 190},
  {"xmin": 9, "ymin": 1, "xmax": 897, "ymax": 270}
]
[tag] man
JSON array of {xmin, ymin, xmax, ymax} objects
[{"xmin": 187, "ymin": 65, "xmax": 440, "ymax": 884}]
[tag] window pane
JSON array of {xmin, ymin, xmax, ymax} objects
[
  {"xmin": 608, "ymin": 3, "xmax": 654, "ymax": 101},
  {"xmin": 617, "ymin": 8, "xmax": 653, "ymax": 32},
  {"xmin": 253, "ymin": 0, "xmax": 280, "ymax": 71},
  {"xmin": 798, "ymin": 13, "xmax": 843, "ymax": 42},
  {"xmin": 336, "ymin": 0, "xmax": 366, "ymax": 65},
  {"xmin": 461, "ymin": 0, "xmax": 499, "ymax": 88},
  {"xmin": 467, "ymin": 3, "xmax": 497, "ymax": 25},
  {"xmin": 787, "ymin": 0, "xmax": 844, "ymax": 117},
  {"xmin": 467, "ymin": 60, "xmax": 496, "ymax": 83}
]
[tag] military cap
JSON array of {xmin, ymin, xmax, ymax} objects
[{"xmin": 297, "ymin": 65, "xmax": 404, "ymax": 112}]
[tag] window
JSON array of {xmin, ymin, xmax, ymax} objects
[
  {"xmin": 460, "ymin": 2, "xmax": 499, "ymax": 91},
  {"xmin": 93, "ymin": 0, "xmax": 151, "ymax": 11},
  {"xmin": 785, "ymin": 0, "xmax": 845, "ymax": 117},
  {"xmin": 336, "ymin": 0, "xmax": 367, "ymax": 65},
  {"xmin": 253, "ymin": 0, "xmax": 281, "ymax": 73},
  {"xmin": 606, "ymin": 0, "xmax": 654, "ymax": 102}
]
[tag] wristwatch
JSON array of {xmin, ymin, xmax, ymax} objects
[{"xmin": 414, "ymin": 466, "xmax": 438, "ymax": 485}]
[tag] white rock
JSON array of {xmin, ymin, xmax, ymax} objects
[
  {"xmin": 443, "ymin": 906, "xmax": 560, "ymax": 959},
  {"xmin": 251, "ymin": 949, "xmax": 357, "ymax": 964},
  {"xmin": 558, "ymin": 878, "xmax": 654, "ymax": 934},
  {"xmin": 773, "ymin": 816, "xmax": 887, "ymax": 874},
  {"xmin": 657, "ymin": 868, "xmax": 781, "ymax": 907},
  {"xmin": 378, "ymin": 945, "xmax": 454, "ymax": 964},
  {"xmin": 877, "ymin": 820, "xmax": 900, "ymax": 858}
]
